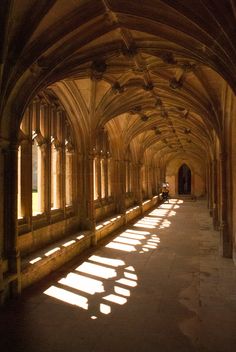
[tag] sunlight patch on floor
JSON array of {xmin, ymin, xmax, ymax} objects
[
  {"xmin": 116, "ymin": 278, "xmax": 137, "ymax": 287},
  {"xmin": 44, "ymin": 286, "xmax": 88, "ymax": 310},
  {"xmin": 100, "ymin": 303, "xmax": 111, "ymax": 314},
  {"xmin": 124, "ymin": 272, "xmax": 138, "ymax": 280},
  {"xmin": 88, "ymin": 255, "xmax": 125, "ymax": 267},
  {"xmin": 126, "ymin": 229, "xmax": 150, "ymax": 235},
  {"xmin": 106, "ymin": 242, "xmax": 136, "ymax": 252},
  {"xmin": 121, "ymin": 232, "xmax": 146, "ymax": 240},
  {"xmin": 76, "ymin": 262, "xmax": 117, "ymax": 279},
  {"xmin": 59, "ymin": 272, "xmax": 104, "ymax": 295},
  {"xmin": 42, "ymin": 199, "xmax": 184, "ymax": 318},
  {"xmin": 103, "ymin": 294, "xmax": 127, "ymax": 305},
  {"xmin": 113, "ymin": 236, "xmax": 141, "ymax": 246}
]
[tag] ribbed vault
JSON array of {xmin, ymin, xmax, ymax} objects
[{"xmin": 0, "ymin": 0, "xmax": 235, "ymax": 164}]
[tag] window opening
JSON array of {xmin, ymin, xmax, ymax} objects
[{"xmin": 32, "ymin": 139, "xmax": 42, "ymax": 215}]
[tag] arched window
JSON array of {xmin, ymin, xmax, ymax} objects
[
  {"xmin": 65, "ymin": 149, "xmax": 73, "ymax": 206},
  {"xmin": 93, "ymin": 128, "xmax": 111, "ymax": 202},
  {"xmin": 17, "ymin": 93, "xmax": 76, "ymax": 224},
  {"xmin": 93, "ymin": 158, "xmax": 99, "ymax": 200},
  {"xmin": 101, "ymin": 158, "xmax": 106, "ymax": 199},
  {"xmin": 32, "ymin": 138, "xmax": 43, "ymax": 215},
  {"xmin": 125, "ymin": 148, "xmax": 132, "ymax": 194},
  {"xmin": 51, "ymin": 140, "xmax": 60, "ymax": 209},
  {"xmin": 108, "ymin": 157, "xmax": 112, "ymax": 197}
]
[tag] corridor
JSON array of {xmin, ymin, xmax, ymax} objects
[{"xmin": 1, "ymin": 199, "xmax": 236, "ymax": 352}]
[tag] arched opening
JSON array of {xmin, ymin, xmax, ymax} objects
[{"xmin": 178, "ymin": 164, "xmax": 191, "ymax": 195}]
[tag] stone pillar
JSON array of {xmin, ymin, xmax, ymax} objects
[
  {"xmin": 0, "ymin": 257, "xmax": 4, "ymax": 305},
  {"xmin": 20, "ymin": 140, "xmax": 32, "ymax": 225},
  {"xmin": 81, "ymin": 152, "xmax": 96, "ymax": 243},
  {"xmin": 209, "ymin": 160, "xmax": 213, "ymax": 217},
  {"xmin": 147, "ymin": 166, "xmax": 153, "ymax": 199},
  {"xmin": 206, "ymin": 161, "xmax": 210, "ymax": 209},
  {"xmin": 213, "ymin": 159, "xmax": 219, "ymax": 229},
  {"xmin": 219, "ymin": 152, "xmax": 232, "ymax": 258},
  {"xmin": 0, "ymin": 142, "xmax": 5, "ymax": 303},
  {"xmin": 3, "ymin": 143, "xmax": 21, "ymax": 296},
  {"xmin": 134, "ymin": 162, "xmax": 143, "ymax": 207},
  {"xmin": 117, "ymin": 159, "xmax": 126, "ymax": 214},
  {"xmin": 41, "ymin": 142, "xmax": 50, "ymax": 219}
]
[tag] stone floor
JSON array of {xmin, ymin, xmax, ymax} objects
[{"xmin": 1, "ymin": 199, "xmax": 236, "ymax": 352}]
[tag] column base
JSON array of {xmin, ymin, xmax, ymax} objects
[
  {"xmin": 0, "ymin": 258, "xmax": 5, "ymax": 305},
  {"xmin": 219, "ymin": 223, "xmax": 232, "ymax": 258},
  {"xmin": 233, "ymin": 246, "xmax": 236, "ymax": 267},
  {"xmin": 8, "ymin": 251, "xmax": 22, "ymax": 298}
]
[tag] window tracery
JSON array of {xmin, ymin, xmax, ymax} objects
[{"xmin": 17, "ymin": 93, "xmax": 75, "ymax": 225}]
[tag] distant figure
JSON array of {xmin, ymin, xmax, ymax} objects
[{"xmin": 162, "ymin": 186, "xmax": 169, "ymax": 202}]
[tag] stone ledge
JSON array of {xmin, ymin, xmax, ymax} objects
[
  {"xmin": 21, "ymin": 230, "xmax": 93, "ymax": 289},
  {"xmin": 19, "ymin": 195, "xmax": 160, "ymax": 291}
]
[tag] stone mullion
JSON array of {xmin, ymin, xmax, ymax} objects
[
  {"xmin": 107, "ymin": 157, "xmax": 112, "ymax": 197},
  {"xmin": 55, "ymin": 147, "xmax": 62, "ymax": 209},
  {"xmin": 104, "ymin": 157, "xmax": 108, "ymax": 199},
  {"xmin": 71, "ymin": 151, "xmax": 77, "ymax": 207},
  {"xmin": 97, "ymin": 156, "xmax": 101, "ymax": 200},
  {"xmin": 61, "ymin": 145, "xmax": 66, "ymax": 212},
  {"xmin": 47, "ymin": 106, "xmax": 52, "ymax": 217},
  {"xmin": 60, "ymin": 110, "xmax": 66, "ymax": 212}
]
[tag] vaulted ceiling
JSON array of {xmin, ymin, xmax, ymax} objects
[{"xmin": 0, "ymin": 0, "xmax": 235, "ymax": 163}]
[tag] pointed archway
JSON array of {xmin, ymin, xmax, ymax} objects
[{"xmin": 178, "ymin": 164, "xmax": 191, "ymax": 194}]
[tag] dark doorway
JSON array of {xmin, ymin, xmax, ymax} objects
[{"xmin": 178, "ymin": 164, "xmax": 191, "ymax": 194}]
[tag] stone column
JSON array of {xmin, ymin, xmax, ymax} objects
[
  {"xmin": 0, "ymin": 142, "xmax": 5, "ymax": 303},
  {"xmin": 112, "ymin": 158, "xmax": 125, "ymax": 214},
  {"xmin": 20, "ymin": 140, "xmax": 32, "ymax": 226},
  {"xmin": 81, "ymin": 152, "xmax": 96, "ymax": 242},
  {"xmin": 3, "ymin": 143, "xmax": 21, "ymax": 296},
  {"xmin": 134, "ymin": 162, "xmax": 143, "ymax": 207},
  {"xmin": 148, "ymin": 166, "xmax": 153, "ymax": 199},
  {"xmin": 209, "ymin": 160, "xmax": 213, "ymax": 217},
  {"xmin": 117, "ymin": 159, "xmax": 126, "ymax": 214},
  {"xmin": 213, "ymin": 158, "xmax": 219, "ymax": 229},
  {"xmin": 219, "ymin": 152, "xmax": 232, "ymax": 257},
  {"xmin": 41, "ymin": 142, "xmax": 50, "ymax": 219},
  {"xmin": 206, "ymin": 161, "xmax": 210, "ymax": 209},
  {"xmin": 104, "ymin": 157, "xmax": 108, "ymax": 199}
]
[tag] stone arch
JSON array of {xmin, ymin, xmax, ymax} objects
[{"xmin": 165, "ymin": 156, "xmax": 205, "ymax": 198}]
